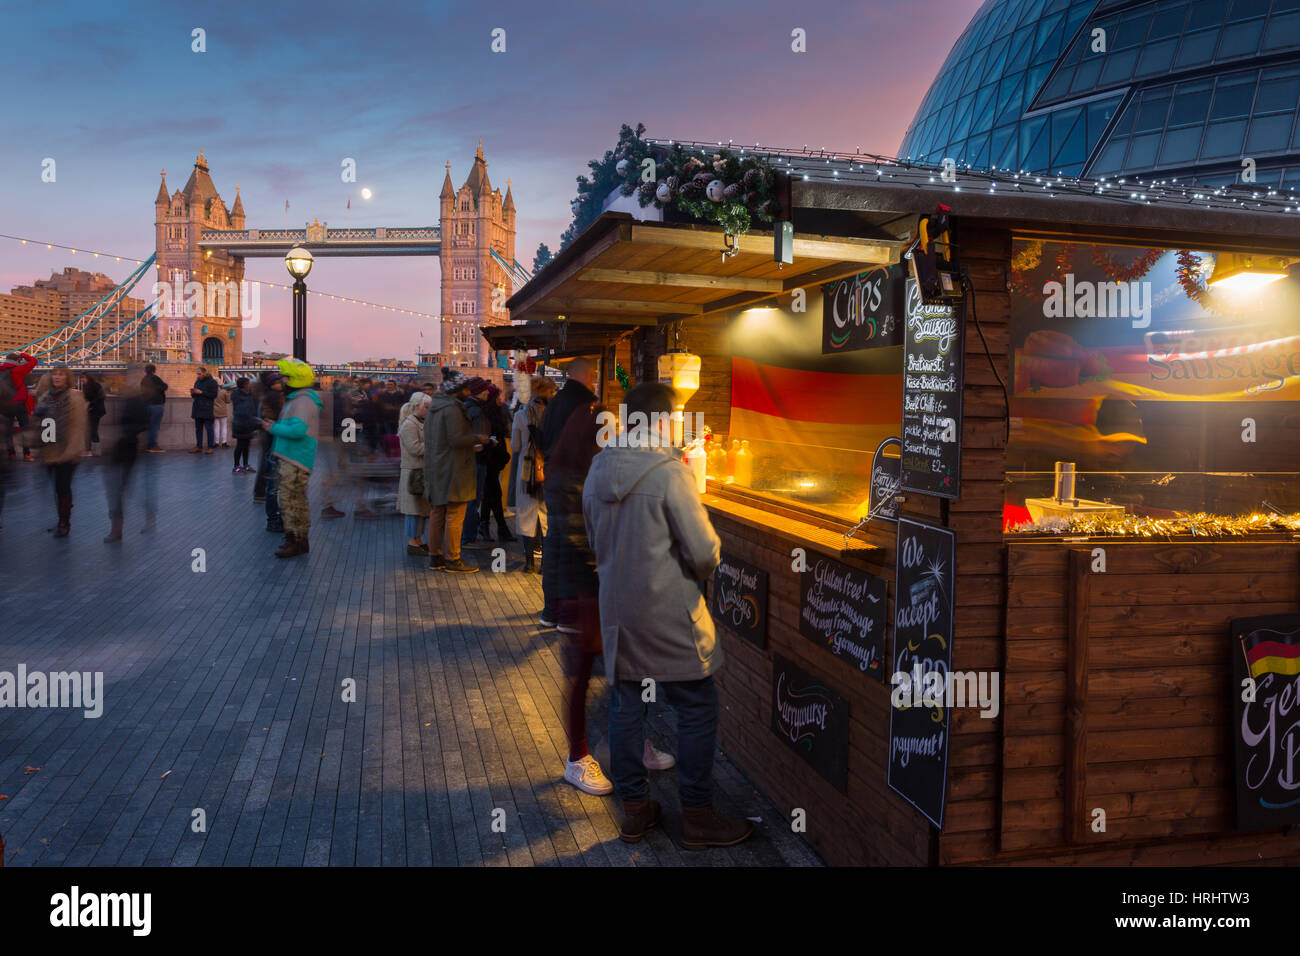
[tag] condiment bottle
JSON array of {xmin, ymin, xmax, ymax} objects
[{"xmin": 733, "ymin": 440, "xmax": 752, "ymax": 487}]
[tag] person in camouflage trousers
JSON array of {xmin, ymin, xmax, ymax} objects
[{"xmin": 263, "ymin": 358, "xmax": 322, "ymax": 559}]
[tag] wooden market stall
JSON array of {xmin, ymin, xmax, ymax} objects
[{"xmin": 508, "ymin": 168, "xmax": 1300, "ymax": 866}]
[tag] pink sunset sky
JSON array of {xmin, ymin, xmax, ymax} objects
[{"xmin": 0, "ymin": 0, "xmax": 982, "ymax": 362}]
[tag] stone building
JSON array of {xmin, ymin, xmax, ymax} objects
[
  {"xmin": 439, "ymin": 141, "xmax": 516, "ymax": 367},
  {"xmin": 153, "ymin": 150, "xmax": 246, "ymax": 366},
  {"xmin": 0, "ymin": 268, "xmax": 146, "ymax": 362}
]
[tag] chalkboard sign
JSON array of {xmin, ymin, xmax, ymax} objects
[
  {"xmin": 888, "ymin": 518, "xmax": 956, "ymax": 829},
  {"xmin": 901, "ymin": 277, "xmax": 964, "ymax": 499},
  {"xmin": 799, "ymin": 551, "xmax": 888, "ymax": 681},
  {"xmin": 771, "ymin": 653, "xmax": 849, "ymax": 791},
  {"xmin": 869, "ymin": 437, "xmax": 902, "ymax": 523},
  {"xmin": 822, "ymin": 265, "xmax": 904, "ymax": 354},
  {"xmin": 1231, "ymin": 613, "xmax": 1300, "ymax": 832},
  {"xmin": 710, "ymin": 552, "xmax": 768, "ymax": 648}
]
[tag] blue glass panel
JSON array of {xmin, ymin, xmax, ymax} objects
[
  {"xmin": 1039, "ymin": 68, "xmax": 1074, "ymax": 102},
  {"xmin": 1217, "ymin": 20, "xmax": 1264, "ymax": 57},
  {"xmin": 1018, "ymin": 0, "xmax": 1048, "ymax": 28},
  {"xmin": 1020, "ymin": 115, "xmax": 1050, "ymax": 171},
  {"xmin": 1210, "ymin": 74, "xmax": 1258, "ymax": 118},
  {"xmin": 1199, "ymin": 119, "xmax": 1247, "ymax": 156},
  {"xmin": 1136, "ymin": 91, "xmax": 1173, "ymax": 131},
  {"xmin": 1071, "ymin": 58, "xmax": 1103, "ymax": 92},
  {"xmin": 1246, "ymin": 114, "xmax": 1292, "ymax": 152},
  {"xmin": 1255, "ymin": 70, "xmax": 1300, "ymax": 112},
  {"xmin": 1110, "ymin": 99, "xmax": 1137, "ymax": 136},
  {"xmin": 952, "ymin": 93, "xmax": 978, "ymax": 141},
  {"xmin": 996, "ymin": 73, "xmax": 1027, "ymax": 124},
  {"xmin": 1159, "ymin": 126, "xmax": 1203, "ymax": 163},
  {"xmin": 1176, "ymin": 29, "xmax": 1218, "ymax": 67},
  {"xmin": 1262, "ymin": 12, "xmax": 1300, "ymax": 51},
  {"xmin": 1149, "ymin": 4, "xmax": 1188, "ymax": 39},
  {"xmin": 1033, "ymin": 12, "xmax": 1066, "ymax": 59},
  {"xmin": 1190, "ymin": 0, "xmax": 1229, "ymax": 24},
  {"xmin": 1228, "ymin": 0, "xmax": 1270, "ymax": 20},
  {"xmin": 1025, "ymin": 63, "xmax": 1054, "ymax": 100},
  {"xmin": 991, "ymin": 125, "xmax": 1017, "ymax": 168},
  {"xmin": 1052, "ymin": 110, "xmax": 1087, "ymax": 169},
  {"xmin": 1111, "ymin": 14, "xmax": 1150, "ymax": 49},
  {"xmin": 1170, "ymin": 81, "xmax": 1213, "ymax": 125},
  {"xmin": 971, "ymin": 85, "xmax": 998, "ymax": 134},
  {"xmin": 1004, "ymin": 26, "xmax": 1035, "ymax": 72},
  {"xmin": 1100, "ymin": 48, "xmax": 1140, "ymax": 83},
  {"xmin": 969, "ymin": 132, "xmax": 992, "ymax": 168},
  {"xmin": 1092, "ymin": 137, "xmax": 1129, "ymax": 174},
  {"xmin": 1135, "ymin": 39, "xmax": 1176, "ymax": 76},
  {"xmin": 980, "ymin": 37, "xmax": 1012, "ymax": 84},
  {"xmin": 1087, "ymin": 96, "xmax": 1122, "ymax": 147},
  {"xmin": 1128, "ymin": 132, "xmax": 1162, "ymax": 166},
  {"xmin": 1051, "ymin": 107, "xmax": 1083, "ymax": 156}
]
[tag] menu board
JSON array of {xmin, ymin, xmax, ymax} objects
[
  {"xmin": 901, "ymin": 277, "xmax": 964, "ymax": 499},
  {"xmin": 869, "ymin": 437, "xmax": 902, "ymax": 522},
  {"xmin": 771, "ymin": 653, "xmax": 849, "ymax": 791},
  {"xmin": 888, "ymin": 518, "xmax": 956, "ymax": 829},
  {"xmin": 799, "ymin": 551, "xmax": 888, "ymax": 681},
  {"xmin": 709, "ymin": 552, "xmax": 768, "ymax": 648},
  {"xmin": 1231, "ymin": 613, "xmax": 1300, "ymax": 832},
  {"xmin": 822, "ymin": 265, "xmax": 905, "ymax": 354}
]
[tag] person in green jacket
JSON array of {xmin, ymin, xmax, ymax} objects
[{"xmin": 262, "ymin": 357, "xmax": 322, "ymax": 559}]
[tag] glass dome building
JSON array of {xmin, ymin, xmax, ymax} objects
[{"xmin": 898, "ymin": 0, "xmax": 1300, "ymax": 186}]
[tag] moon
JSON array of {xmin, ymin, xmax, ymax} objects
[{"xmin": 361, "ymin": 187, "xmax": 372, "ymax": 200}]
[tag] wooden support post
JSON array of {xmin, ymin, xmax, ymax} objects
[{"xmin": 1065, "ymin": 548, "xmax": 1091, "ymax": 844}]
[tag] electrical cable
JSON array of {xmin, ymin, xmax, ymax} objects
[{"xmin": 962, "ymin": 266, "xmax": 1010, "ymax": 444}]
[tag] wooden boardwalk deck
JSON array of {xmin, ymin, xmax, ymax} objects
[{"xmin": 0, "ymin": 450, "xmax": 820, "ymax": 866}]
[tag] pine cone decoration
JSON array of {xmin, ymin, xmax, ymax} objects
[
  {"xmin": 693, "ymin": 172, "xmax": 712, "ymax": 188},
  {"xmin": 637, "ymin": 181, "xmax": 656, "ymax": 199},
  {"xmin": 666, "ymin": 175, "xmax": 680, "ymax": 191},
  {"xmin": 723, "ymin": 183, "xmax": 742, "ymax": 201},
  {"xmin": 743, "ymin": 168, "xmax": 761, "ymax": 189}
]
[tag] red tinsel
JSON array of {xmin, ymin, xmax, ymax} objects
[{"xmin": 1090, "ymin": 246, "xmax": 1163, "ymax": 282}]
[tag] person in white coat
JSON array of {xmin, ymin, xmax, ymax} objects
[
  {"xmin": 511, "ymin": 374, "xmax": 555, "ymax": 574},
  {"xmin": 398, "ymin": 391, "xmax": 433, "ymax": 555}
]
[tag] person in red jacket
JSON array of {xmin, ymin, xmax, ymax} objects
[{"xmin": 1, "ymin": 352, "xmax": 36, "ymax": 460}]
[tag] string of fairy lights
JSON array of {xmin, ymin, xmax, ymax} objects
[
  {"xmin": 0, "ymin": 232, "xmax": 475, "ymax": 328},
  {"xmin": 649, "ymin": 138, "xmax": 1300, "ymax": 215}
]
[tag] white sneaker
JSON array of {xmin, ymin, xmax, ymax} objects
[
  {"xmin": 643, "ymin": 739, "xmax": 676, "ymax": 771},
  {"xmin": 564, "ymin": 754, "xmax": 614, "ymax": 795}
]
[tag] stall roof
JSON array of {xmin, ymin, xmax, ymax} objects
[
  {"xmin": 479, "ymin": 319, "xmax": 635, "ymax": 359},
  {"xmin": 506, "ymin": 213, "xmax": 904, "ymax": 326}
]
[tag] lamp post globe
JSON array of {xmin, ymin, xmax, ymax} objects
[{"xmin": 285, "ymin": 247, "xmax": 313, "ymax": 360}]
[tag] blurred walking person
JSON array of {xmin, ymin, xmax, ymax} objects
[
  {"xmin": 34, "ymin": 365, "xmax": 88, "ymax": 538},
  {"xmin": 214, "ymin": 382, "xmax": 232, "ymax": 448},
  {"xmin": 102, "ymin": 381, "xmax": 150, "ymax": 541},
  {"xmin": 262, "ymin": 358, "xmax": 321, "ymax": 558},
  {"xmin": 511, "ymin": 374, "xmax": 554, "ymax": 575},
  {"xmin": 141, "ymin": 363, "xmax": 168, "ymax": 452},
  {"xmin": 1, "ymin": 351, "xmax": 37, "ymax": 460},
  {"xmin": 459, "ymin": 377, "xmax": 490, "ymax": 545},
  {"xmin": 424, "ymin": 369, "xmax": 487, "ymax": 573},
  {"xmin": 398, "ymin": 391, "xmax": 432, "ymax": 555},
  {"xmin": 583, "ymin": 382, "xmax": 750, "ymax": 848},
  {"xmin": 253, "ymin": 369, "xmax": 285, "ymax": 533},
  {"xmin": 189, "ymin": 366, "xmax": 219, "ymax": 454},
  {"xmin": 81, "ymin": 372, "xmax": 106, "ymax": 457},
  {"xmin": 230, "ymin": 377, "xmax": 259, "ymax": 473},
  {"xmin": 478, "ymin": 385, "xmax": 514, "ymax": 543}
]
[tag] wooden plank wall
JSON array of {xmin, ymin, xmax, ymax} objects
[
  {"xmin": 709, "ymin": 510, "xmax": 932, "ymax": 866},
  {"xmin": 998, "ymin": 540, "xmax": 1300, "ymax": 865},
  {"xmin": 629, "ymin": 315, "xmax": 731, "ymax": 443}
]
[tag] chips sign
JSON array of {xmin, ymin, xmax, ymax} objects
[
  {"xmin": 822, "ymin": 265, "xmax": 905, "ymax": 354},
  {"xmin": 1231, "ymin": 613, "xmax": 1300, "ymax": 832}
]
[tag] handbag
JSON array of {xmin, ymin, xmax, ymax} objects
[{"xmin": 408, "ymin": 467, "xmax": 424, "ymax": 494}]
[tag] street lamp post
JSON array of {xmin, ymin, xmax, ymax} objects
[{"xmin": 284, "ymin": 246, "xmax": 314, "ymax": 360}]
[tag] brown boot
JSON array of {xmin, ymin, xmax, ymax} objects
[
  {"xmin": 619, "ymin": 799, "xmax": 662, "ymax": 843},
  {"xmin": 680, "ymin": 803, "xmax": 755, "ymax": 850},
  {"xmin": 275, "ymin": 533, "xmax": 308, "ymax": 558}
]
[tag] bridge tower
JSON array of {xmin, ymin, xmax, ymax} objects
[
  {"xmin": 154, "ymin": 151, "xmax": 245, "ymax": 366},
  {"xmin": 439, "ymin": 141, "xmax": 515, "ymax": 367}
]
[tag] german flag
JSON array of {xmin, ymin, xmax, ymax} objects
[{"xmin": 1243, "ymin": 624, "xmax": 1300, "ymax": 678}]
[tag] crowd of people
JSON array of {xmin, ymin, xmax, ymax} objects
[{"xmin": 0, "ymin": 352, "xmax": 754, "ymax": 849}]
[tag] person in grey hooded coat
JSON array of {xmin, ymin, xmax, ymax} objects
[{"xmin": 582, "ymin": 381, "xmax": 753, "ymax": 851}]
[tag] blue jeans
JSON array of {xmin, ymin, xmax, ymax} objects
[
  {"xmin": 461, "ymin": 462, "xmax": 486, "ymax": 544},
  {"xmin": 147, "ymin": 404, "xmax": 164, "ymax": 448},
  {"xmin": 609, "ymin": 675, "xmax": 718, "ymax": 807}
]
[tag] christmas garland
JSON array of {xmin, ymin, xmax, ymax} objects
[
  {"xmin": 613, "ymin": 142, "xmax": 780, "ymax": 236},
  {"xmin": 1089, "ymin": 246, "xmax": 1162, "ymax": 282},
  {"xmin": 615, "ymin": 363, "xmax": 630, "ymax": 391},
  {"xmin": 1174, "ymin": 249, "xmax": 1242, "ymax": 317},
  {"xmin": 1008, "ymin": 509, "xmax": 1300, "ymax": 538}
]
